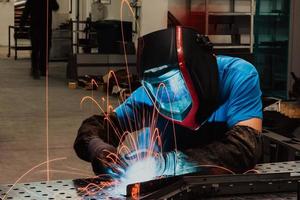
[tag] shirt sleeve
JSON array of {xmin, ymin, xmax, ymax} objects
[
  {"xmin": 114, "ymin": 87, "xmax": 154, "ymax": 132},
  {"xmin": 226, "ymin": 62, "xmax": 263, "ymax": 128}
]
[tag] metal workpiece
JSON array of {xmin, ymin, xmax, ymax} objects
[
  {"xmin": 1, "ymin": 161, "xmax": 300, "ymax": 200},
  {"xmin": 208, "ymin": 193, "xmax": 297, "ymax": 200},
  {"xmin": 135, "ymin": 172, "xmax": 300, "ymax": 199}
]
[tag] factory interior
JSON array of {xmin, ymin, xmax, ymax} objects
[{"xmin": 0, "ymin": 0, "xmax": 300, "ymax": 199}]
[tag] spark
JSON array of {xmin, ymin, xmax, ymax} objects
[
  {"xmin": 1, "ymin": 157, "xmax": 66, "ymax": 200},
  {"xmin": 79, "ymin": 73, "xmax": 198, "ymax": 197},
  {"xmin": 76, "ymin": 1, "xmax": 210, "ymax": 199}
]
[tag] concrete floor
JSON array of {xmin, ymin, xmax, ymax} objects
[{"xmin": 0, "ymin": 50, "xmax": 119, "ymax": 184}]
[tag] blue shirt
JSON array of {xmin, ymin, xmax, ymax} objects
[{"xmin": 115, "ymin": 56, "xmax": 262, "ymax": 131}]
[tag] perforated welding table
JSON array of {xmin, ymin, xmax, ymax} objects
[{"xmin": 1, "ymin": 161, "xmax": 300, "ymax": 200}]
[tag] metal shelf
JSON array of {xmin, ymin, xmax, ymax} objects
[
  {"xmin": 214, "ymin": 45, "xmax": 251, "ymax": 49},
  {"xmin": 209, "ymin": 12, "xmax": 252, "ymax": 16},
  {"xmin": 203, "ymin": 0, "xmax": 255, "ymax": 53}
]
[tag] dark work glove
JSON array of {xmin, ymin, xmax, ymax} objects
[{"xmin": 89, "ymin": 138, "xmax": 119, "ymax": 175}]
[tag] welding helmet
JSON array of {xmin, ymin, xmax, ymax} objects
[{"xmin": 137, "ymin": 26, "xmax": 219, "ymax": 130}]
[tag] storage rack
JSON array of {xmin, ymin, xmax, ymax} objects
[{"xmin": 190, "ymin": 0, "xmax": 255, "ymax": 53}]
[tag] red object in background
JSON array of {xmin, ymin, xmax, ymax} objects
[
  {"xmin": 168, "ymin": 11, "xmax": 206, "ymax": 35},
  {"xmin": 186, "ymin": 12, "xmax": 206, "ymax": 34},
  {"xmin": 130, "ymin": 183, "xmax": 140, "ymax": 200}
]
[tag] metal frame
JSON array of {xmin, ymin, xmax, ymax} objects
[
  {"xmin": 262, "ymin": 129, "xmax": 300, "ymax": 162},
  {"xmin": 66, "ymin": 53, "xmax": 136, "ymax": 80},
  {"xmin": 287, "ymin": 0, "xmax": 298, "ymax": 99},
  {"xmin": 135, "ymin": 172, "xmax": 300, "ymax": 199},
  {"xmin": 7, "ymin": 25, "xmax": 31, "ymax": 60}
]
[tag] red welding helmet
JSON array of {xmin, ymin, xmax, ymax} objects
[{"xmin": 137, "ymin": 26, "xmax": 219, "ymax": 130}]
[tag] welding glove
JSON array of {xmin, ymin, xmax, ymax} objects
[
  {"xmin": 89, "ymin": 137, "xmax": 119, "ymax": 175},
  {"xmin": 74, "ymin": 114, "xmax": 124, "ymax": 175},
  {"xmin": 154, "ymin": 151, "xmax": 198, "ymax": 177}
]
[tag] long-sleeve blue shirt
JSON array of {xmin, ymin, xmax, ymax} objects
[{"xmin": 114, "ymin": 56, "xmax": 262, "ymax": 150}]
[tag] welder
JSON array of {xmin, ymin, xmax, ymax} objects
[{"xmin": 74, "ymin": 26, "xmax": 263, "ymax": 175}]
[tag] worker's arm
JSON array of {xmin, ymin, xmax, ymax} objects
[
  {"xmin": 74, "ymin": 87, "xmax": 153, "ymax": 174},
  {"xmin": 74, "ymin": 114, "xmax": 120, "ymax": 162},
  {"xmin": 183, "ymin": 61, "xmax": 263, "ymax": 173},
  {"xmin": 237, "ymin": 118, "xmax": 262, "ymax": 132},
  {"xmin": 74, "ymin": 113, "xmax": 122, "ymax": 174},
  {"xmin": 231, "ymin": 68, "xmax": 263, "ymax": 132},
  {"xmin": 20, "ymin": 0, "xmax": 32, "ymax": 27},
  {"xmin": 182, "ymin": 125, "xmax": 262, "ymax": 173}
]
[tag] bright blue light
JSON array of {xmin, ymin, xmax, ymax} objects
[
  {"xmin": 111, "ymin": 152, "xmax": 198, "ymax": 195},
  {"xmin": 107, "ymin": 129, "xmax": 199, "ymax": 196}
]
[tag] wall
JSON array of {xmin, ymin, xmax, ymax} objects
[
  {"xmin": 52, "ymin": 0, "xmax": 71, "ymax": 29},
  {"xmin": 57, "ymin": 0, "xmax": 70, "ymax": 14},
  {"xmin": 105, "ymin": 0, "xmax": 133, "ymax": 21},
  {"xmin": 288, "ymin": 0, "xmax": 300, "ymax": 93},
  {"xmin": 168, "ymin": 0, "xmax": 189, "ymax": 24},
  {"xmin": 139, "ymin": 0, "xmax": 168, "ymax": 36},
  {"xmin": 81, "ymin": 0, "xmax": 133, "ymax": 21},
  {"xmin": 0, "ymin": 1, "xmax": 14, "ymax": 46}
]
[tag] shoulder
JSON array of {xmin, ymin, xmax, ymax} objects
[
  {"xmin": 216, "ymin": 55, "xmax": 258, "ymax": 78},
  {"xmin": 216, "ymin": 56, "xmax": 259, "ymax": 102}
]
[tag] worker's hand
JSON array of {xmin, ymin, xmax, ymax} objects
[{"xmin": 91, "ymin": 145, "xmax": 121, "ymax": 175}]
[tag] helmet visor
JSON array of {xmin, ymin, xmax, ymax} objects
[{"xmin": 143, "ymin": 68, "xmax": 192, "ymax": 121}]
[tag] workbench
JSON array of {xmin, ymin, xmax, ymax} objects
[{"xmin": 1, "ymin": 161, "xmax": 300, "ymax": 200}]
